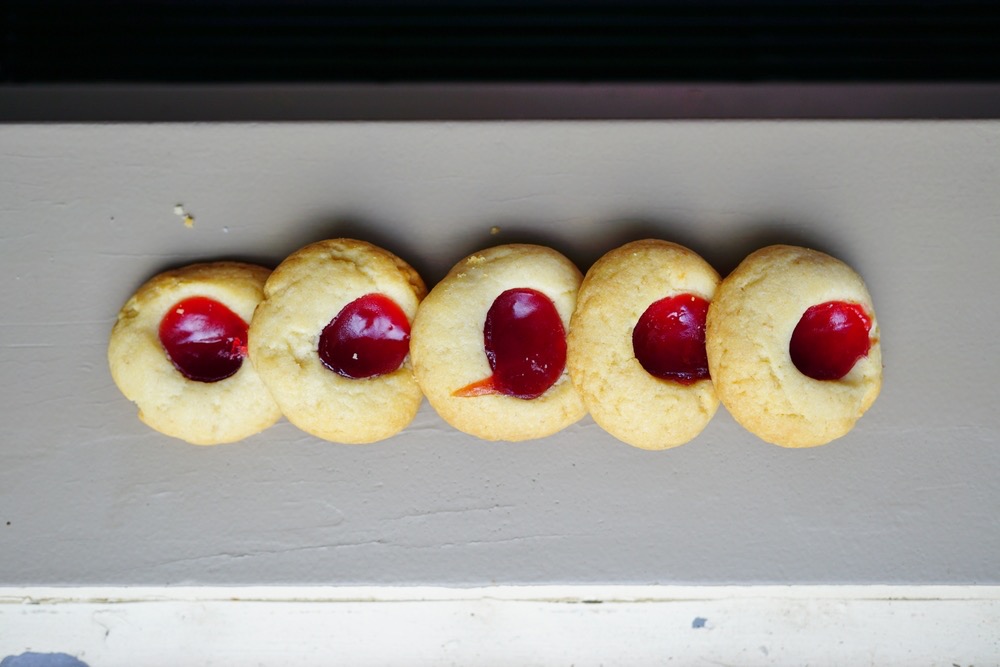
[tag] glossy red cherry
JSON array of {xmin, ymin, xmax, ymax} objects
[
  {"xmin": 454, "ymin": 288, "xmax": 567, "ymax": 400},
  {"xmin": 632, "ymin": 293, "xmax": 711, "ymax": 385},
  {"xmin": 790, "ymin": 301, "xmax": 873, "ymax": 381},
  {"xmin": 159, "ymin": 296, "xmax": 248, "ymax": 383},
  {"xmin": 319, "ymin": 293, "xmax": 411, "ymax": 379}
]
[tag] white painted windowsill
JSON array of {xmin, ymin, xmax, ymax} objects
[{"xmin": 2, "ymin": 585, "xmax": 998, "ymax": 666}]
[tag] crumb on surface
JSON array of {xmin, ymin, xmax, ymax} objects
[
  {"xmin": 174, "ymin": 203, "xmax": 195, "ymax": 227},
  {"xmin": 490, "ymin": 226, "xmax": 501, "ymax": 235}
]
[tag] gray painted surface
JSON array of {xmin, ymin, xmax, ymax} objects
[{"xmin": 1, "ymin": 121, "xmax": 997, "ymax": 585}]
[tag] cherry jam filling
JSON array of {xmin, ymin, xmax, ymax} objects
[
  {"xmin": 631, "ymin": 293, "xmax": 711, "ymax": 385},
  {"xmin": 319, "ymin": 293, "xmax": 411, "ymax": 379},
  {"xmin": 159, "ymin": 296, "xmax": 248, "ymax": 383},
  {"xmin": 789, "ymin": 301, "xmax": 873, "ymax": 381},
  {"xmin": 454, "ymin": 288, "xmax": 567, "ymax": 400}
]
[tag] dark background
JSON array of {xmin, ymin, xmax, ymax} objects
[{"xmin": 3, "ymin": 0, "xmax": 1000, "ymax": 83}]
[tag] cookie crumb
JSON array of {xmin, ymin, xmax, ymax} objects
[
  {"xmin": 174, "ymin": 204, "xmax": 195, "ymax": 228},
  {"xmin": 490, "ymin": 226, "xmax": 501, "ymax": 235}
]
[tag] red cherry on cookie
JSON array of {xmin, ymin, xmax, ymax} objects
[
  {"xmin": 790, "ymin": 301, "xmax": 873, "ymax": 381},
  {"xmin": 454, "ymin": 288, "xmax": 567, "ymax": 400},
  {"xmin": 319, "ymin": 293, "xmax": 411, "ymax": 379},
  {"xmin": 159, "ymin": 296, "xmax": 248, "ymax": 383},
  {"xmin": 632, "ymin": 293, "xmax": 711, "ymax": 385}
]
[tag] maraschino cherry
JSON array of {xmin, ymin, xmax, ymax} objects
[
  {"xmin": 319, "ymin": 293, "xmax": 411, "ymax": 379},
  {"xmin": 790, "ymin": 301, "xmax": 873, "ymax": 381},
  {"xmin": 454, "ymin": 288, "xmax": 566, "ymax": 399},
  {"xmin": 632, "ymin": 293, "xmax": 711, "ymax": 385},
  {"xmin": 159, "ymin": 296, "xmax": 248, "ymax": 383}
]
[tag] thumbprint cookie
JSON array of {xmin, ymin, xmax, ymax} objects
[
  {"xmin": 108, "ymin": 262, "xmax": 281, "ymax": 445},
  {"xmin": 568, "ymin": 240, "xmax": 721, "ymax": 449},
  {"xmin": 706, "ymin": 245, "xmax": 882, "ymax": 447},
  {"xmin": 409, "ymin": 244, "xmax": 586, "ymax": 441},
  {"xmin": 248, "ymin": 239, "xmax": 426, "ymax": 444}
]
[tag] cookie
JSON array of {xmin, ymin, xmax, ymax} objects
[
  {"xmin": 108, "ymin": 262, "xmax": 282, "ymax": 445},
  {"xmin": 706, "ymin": 245, "xmax": 882, "ymax": 447},
  {"xmin": 248, "ymin": 239, "xmax": 426, "ymax": 444},
  {"xmin": 567, "ymin": 240, "xmax": 721, "ymax": 450},
  {"xmin": 410, "ymin": 244, "xmax": 586, "ymax": 441}
]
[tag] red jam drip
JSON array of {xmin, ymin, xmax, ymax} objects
[
  {"xmin": 631, "ymin": 294, "xmax": 711, "ymax": 385},
  {"xmin": 159, "ymin": 296, "xmax": 248, "ymax": 383},
  {"xmin": 319, "ymin": 293, "xmax": 411, "ymax": 379},
  {"xmin": 454, "ymin": 288, "xmax": 567, "ymax": 400},
  {"xmin": 789, "ymin": 301, "xmax": 873, "ymax": 381}
]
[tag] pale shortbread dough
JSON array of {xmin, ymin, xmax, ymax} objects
[
  {"xmin": 410, "ymin": 244, "xmax": 586, "ymax": 441},
  {"xmin": 248, "ymin": 239, "xmax": 426, "ymax": 444},
  {"xmin": 108, "ymin": 262, "xmax": 281, "ymax": 445},
  {"xmin": 568, "ymin": 240, "xmax": 720, "ymax": 450},
  {"xmin": 706, "ymin": 245, "xmax": 882, "ymax": 447}
]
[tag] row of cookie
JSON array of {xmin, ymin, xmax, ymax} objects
[{"xmin": 108, "ymin": 238, "xmax": 881, "ymax": 449}]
